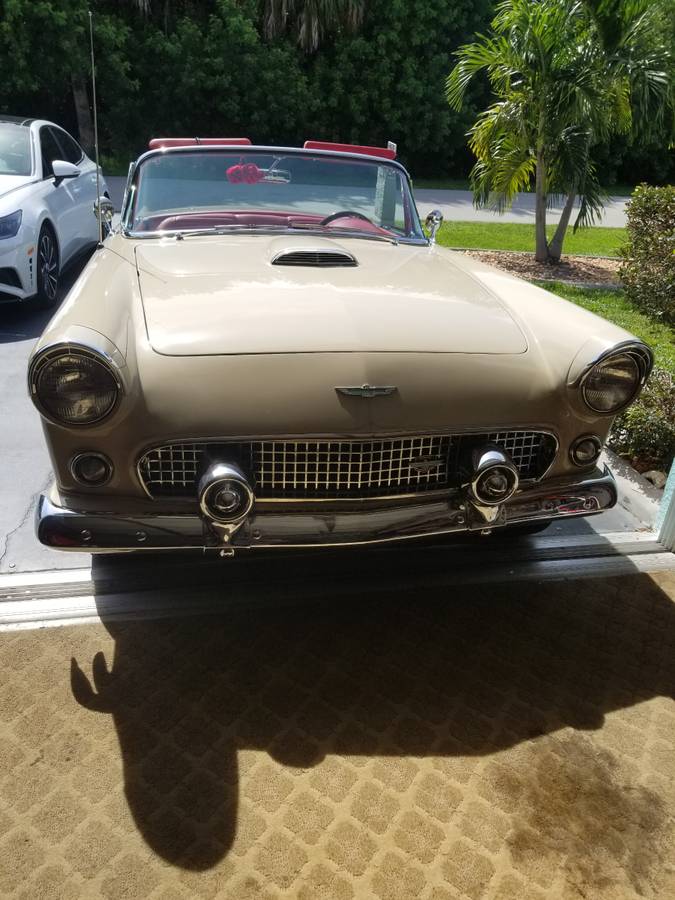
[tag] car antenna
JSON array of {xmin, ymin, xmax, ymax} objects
[{"xmin": 89, "ymin": 10, "xmax": 103, "ymax": 245}]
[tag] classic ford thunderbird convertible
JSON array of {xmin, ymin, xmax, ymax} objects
[{"xmin": 29, "ymin": 139, "xmax": 652, "ymax": 554}]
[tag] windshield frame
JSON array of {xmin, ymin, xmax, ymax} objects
[{"xmin": 121, "ymin": 145, "xmax": 428, "ymax": 245}]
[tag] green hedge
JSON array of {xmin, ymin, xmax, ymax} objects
[
  {"xmin": 0, "ymin": 0, "xmax": 493, "ymax": 176},
  {"xmin": 1, "ymin": 0, "xmax": 672, "ymax": 183},
  {"xmin": 620, "ymin": 185, "xmax": 675, "ymax": 325},
  {"xmin": 609, "ymin": 368, "xmax": 675, "ymax": 472}
]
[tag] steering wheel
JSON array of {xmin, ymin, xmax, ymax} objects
[{"xmin": 320, "ymin": 210, "xmax": 375, "ymax": 227}]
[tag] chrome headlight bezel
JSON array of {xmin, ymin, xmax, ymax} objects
[
  {"xmin": 577, "ymin": 342, "xmax": 653, "ymax": 416},
  {"xmin": 28, "ymin": 343, "xmax": 123, "ymax": 427}
]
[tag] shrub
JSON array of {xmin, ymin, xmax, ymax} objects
[
  {"xmin": 620, "ymin": 184, "xmax": 675, "ymax": 325},
  {"xmin": 608, "ymin": 368, "xmax": 675, "ymax": 471}
]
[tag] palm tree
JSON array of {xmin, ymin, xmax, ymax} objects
[
  {"xmin": 263, "ymin": 0, "xmax": 364, "ymax": 53},
  {"xmin": 447, "ymin": 0, "xmax": 672, "ymax": 263}
]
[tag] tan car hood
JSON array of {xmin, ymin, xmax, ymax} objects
[{"xmin": 135, "ymin": 236, "xmax": 528, "ymax": 356}]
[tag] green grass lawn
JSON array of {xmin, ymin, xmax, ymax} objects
[
  {"xmin": 543, "ymin": 282, "xmax": 675, "ymax": 374},
  {"xmin": 436, "ymin": 221, "xmax": 626, "ymax": 257}
]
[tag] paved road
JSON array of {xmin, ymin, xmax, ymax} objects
[
  {"xmin": 104, "ymin": 176, "xmax": 628, "ymax": 227},
  {"xmin": 413, "ymin": 188, "xmax": 628, "ymax": 228}
]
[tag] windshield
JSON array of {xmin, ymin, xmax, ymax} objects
[
  {"xmin": 0, "ymin": 125, "xmax": 32, "ymax": 176},
  {"xmin": 129, "ymin": 150, "xmax": 424, "ymax": 239}
]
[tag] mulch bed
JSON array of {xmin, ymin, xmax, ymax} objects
[{"xmin": 462, "ymin": 250, "xmax": 621, "ymax": 285}]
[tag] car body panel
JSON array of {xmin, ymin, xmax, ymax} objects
[
  {"xmin": 135, "ymin": 237, "xmax": 528, "ymax": 356},
  {"xmin": 0, "ymin": 174, "xmax": 38, "ymax": 198}
]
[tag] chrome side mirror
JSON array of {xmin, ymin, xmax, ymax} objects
[
  {"xmin": 93, "ymin": 197, "xmax": 115, "ymax": 239},
  {"xmin": 424, "ymin": 208, "xmax": 443, "ymax": 244}
]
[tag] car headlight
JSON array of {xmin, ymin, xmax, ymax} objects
[
  {"xmin": 30, "ymin": 347, "xmax": 121, "ymax": 426},
  {"xmin": 580, "ymin": 346, "xmax": 652, "ymax": 414},
  {"xmin": 0, "ymin": 210, "xmax": 22, "ymax": 240}
]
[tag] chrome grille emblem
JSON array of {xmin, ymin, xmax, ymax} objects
[
  {"xmin": 410, "ymin": 456, "xmax": 445, "ymax": 473},
  {"xmin": 336, "ymin": 384, "xmax": 397, "ymax": 398}
]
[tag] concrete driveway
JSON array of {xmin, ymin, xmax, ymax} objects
[
  {"xmin": 104, "ymin": 177, "xmax": 628, "ymax": 227},
  {"xmin": 0, "ymin": 254, "xmax": 93, "ymax": 575},
  {"xmin": 0, "ymin": 569, "xmax": 673, "ymax": 898}
]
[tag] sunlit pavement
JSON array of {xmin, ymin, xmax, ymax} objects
[
  {"xmin": 413, "ymin": 188, "xmax": 628, "ymax": 228},
  {"xmin": 0, "ymin": 571, "xmax": 673, "ymax": 897}
]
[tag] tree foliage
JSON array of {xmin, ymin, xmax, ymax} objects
[
  {"xmin": 263, "ymin": 0, "xmax": 365, "ymax": 52},
  {"xmin": 446, "ymin": 0, "xmax": 673, "ymax": 262},
  {"xmin": 0, "ymin": 0, "xmax": 671, "ymax": 185},
  {"xmin": 0, "ymin": 0, "xmax": 494, "ymax": 175}
]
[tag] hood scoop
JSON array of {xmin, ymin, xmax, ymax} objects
[
  {"xmin": 136, "ymin": 238, "xmax": 529, "ymax": 356},
  {"xmin": 271, "ymin": 249, "xmax": 357, "ymax": 268}
]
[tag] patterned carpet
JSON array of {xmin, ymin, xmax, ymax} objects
[{"xmin": 0, "ymin": 572, "xmax": 674, "ymax": 899}]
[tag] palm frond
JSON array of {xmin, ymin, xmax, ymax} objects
[
  {"xmin": 446, "ymin": 0, "xmax": 673, "ymax": 236},
  {"xmin": 264, "ymin": 0, "xmax": 364, "ymax": 52}
]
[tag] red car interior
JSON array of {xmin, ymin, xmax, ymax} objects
[
  {"xmin": 136, "ymin": 140, "xmax": 404, "ymax": 234},
  {"xmin": 136, "ymin": 211, "xmax": 394, "ymax": 236}
]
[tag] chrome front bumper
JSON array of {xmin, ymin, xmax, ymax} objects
[{"xmin": 36, "ymin": 466, "xmax": 617, "ymax": 553}]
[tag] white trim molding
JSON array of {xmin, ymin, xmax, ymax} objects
[{"xmin": 656, "ymin": 461, "xmax": 675, "ymax": 552}]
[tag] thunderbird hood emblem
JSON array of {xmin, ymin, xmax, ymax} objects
[{"xmin": 336, "ymin": 384, "xmax": 397, "ymax": 398}]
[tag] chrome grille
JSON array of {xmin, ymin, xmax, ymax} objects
[
  {"xmin": 252, "ymin": 436, "xmax": 451, "ymax": 497},
  {"xmin": 486, "ymin": 431, "xmax": 544, "ymax": 472},
  {"xmin": 139, "ymin": 431, "xmax": 555, "ymax": 500}
]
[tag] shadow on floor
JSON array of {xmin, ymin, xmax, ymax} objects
[{"xmin": 70, "ymin": 568, "xmax": 675, "ymax": 871}]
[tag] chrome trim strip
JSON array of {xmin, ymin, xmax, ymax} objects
[
  {"xmin": 31, "ymin": 332, "xmax": 126, "ymax": 372},
  {"xmin": 120, "ymin": 160, "xmax": 136, "ymax": 226},
  {"xmin": 123, "ymin": 225, "xmax": 420, "ymax": 246},
  {"xmin": 568, "ymin": 340, "xmax": 654, "ymax": 388},
  {"xmin": 36, "ymin": 466, "xmax": 617, "ymax": 552}
]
